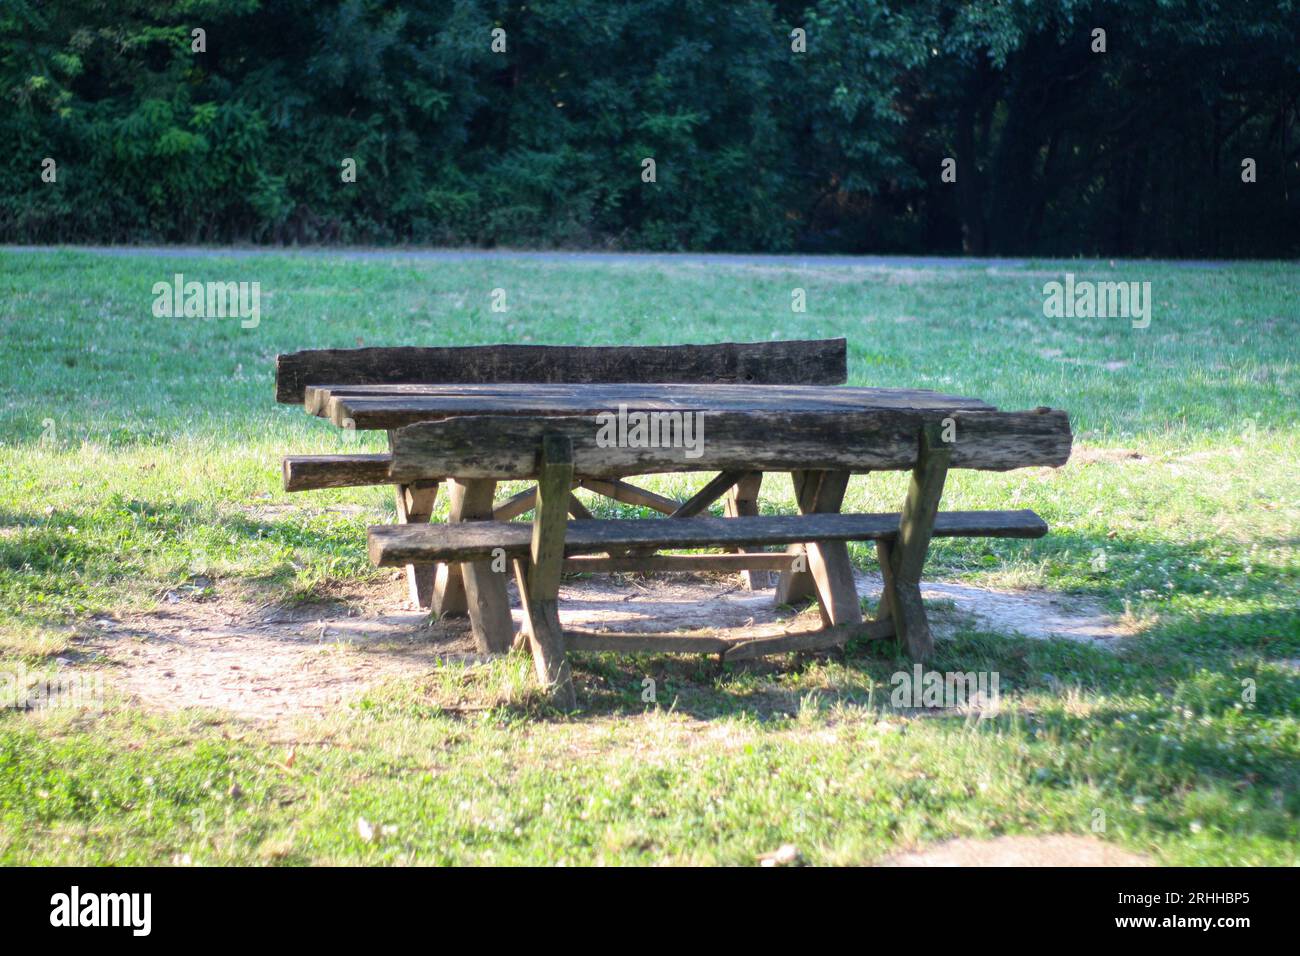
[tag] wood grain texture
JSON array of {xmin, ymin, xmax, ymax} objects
[
  {"xmin": 282, "ymin": 454, "xmax": 396, "ymax": 491},
  {"xmin": 368, "ymin": 509, "xmax": 1048, "ymax": 565},
  {"xmin": 386, "ymin": 408, "xmax": 1072, "ymax": 480},
  {"xmin": 276, "ymin": 339, "xmax": 848, "ymax": 403}
]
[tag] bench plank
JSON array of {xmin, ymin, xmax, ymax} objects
[
  {"xmin": 387, "ymin": 409, "xmax": 1072, "ymax": 480},
  {"xmin": 282, "ymin": 454, "xmax": 395, "ymax": 491},
  {"xmin": 368, "ymin": 509, "xmax": 1048, "ymax": 565},
  {"xmin": 276, "ymin": 339, "xmax": 848, "ymax": 404}
]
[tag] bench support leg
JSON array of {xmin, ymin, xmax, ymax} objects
[
  {"xmin": 882, "ymin": 425, "xmax": 951, "ymax": 661},
  {"xmin": 801, "ymin": 471, "xmax": 863, "ymax": 627},
  {"xmin": 725, "ymin": 472, "xmax": 768, "ymax": 590},
  {"xmin": 393, "ymin": 481, "xmax": 439, "ymax": 608},
  {"xmin": 432, "ymin": 484, "xmax": 470, "ymax": 616},
  {"xmin": 388, "ymin": 430, "xmax": 440, "ymax": 609},
  {"xmin": 439, "ymin": 480, "xmax": 514, "ymax": 655},
  {"xmin": 776, "ymin": 471, "xmax": 862, "ymax": 628},
  {"xmin": 515, "ymin": 434, "xmax": 577, "ymax": 708},
  {"xmin": 774, "ymin": 470, "xmax": 827, "ymax": 606}
]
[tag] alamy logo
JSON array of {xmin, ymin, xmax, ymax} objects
[
  {"xmin": 1042, "ymin": 273, "xmax": 1151, "ymax": 328},
  {"xmin": 890, "ymin": 665, "xmax": 1000, "ymax": 713},
  {"xmin": 152, "ymin": 272, "xmax": 260, "ymax": 328},
  {"xmin": 1, "ymin": 663, "xmax": 103, "ymax": 711},
  {"xmin": 50, "ymin": 886, "xmax": 151, "ymax": 936},
  {"xmin": 595, "ymin": 404, "xmax": 704, "ymax": 459}
]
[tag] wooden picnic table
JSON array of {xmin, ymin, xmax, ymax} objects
[{"xmin": 298, "ymin": 380, "xmax": 1069, "ymax": 688}]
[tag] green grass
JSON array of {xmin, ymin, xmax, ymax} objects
[{"xmin": 0, "ymin": 250, "xmax": 1296, "ymax": 865}]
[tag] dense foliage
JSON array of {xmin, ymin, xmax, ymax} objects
[{"xmin": 3, "ymin": 0, "xmax": 1298, "ymax": 255}]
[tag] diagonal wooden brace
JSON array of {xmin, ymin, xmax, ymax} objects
[{"xmin": 880, "ymin": 423, "xmax": 951, "ymax": 660}]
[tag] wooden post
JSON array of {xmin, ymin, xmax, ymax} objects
[
  {"xmin": 885, "ymin": 424, "xmax": 951, "ymax": 660},
  {"xmin": 725, "ymin": 472, "xmax": 767, "ymax": 589},
  {"xmin": 441, "ymin": 478, "xmax": 514, "ymax": 653},
  {"xmin": 514, "ymin": 433, "xmax": 577, "ymax": 708},
  {"xmin": 388, "ymin": 431, "xmax": 439, "ymax": 609}
]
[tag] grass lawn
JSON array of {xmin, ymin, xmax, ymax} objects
[{"xmin": 0, "ymin": 249, "xmax": 1296, "ymax": 865}]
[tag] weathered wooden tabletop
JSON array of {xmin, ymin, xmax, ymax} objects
[{"xmin": 305, "ymin": 382, "xmax": 997, "ymax": 429}]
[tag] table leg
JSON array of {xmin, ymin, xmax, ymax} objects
[
  {"xmin": 725, "ymin": 472, "xmax": 767, "ymax": 590},
  {"xmin": 882, "ymin": 425, "xmax": 951, "ymax": 660},
  {"xmin": 441, "ymin": 478, "xmax": 515, "ymax": 653},
  {"xmin": 514, "ymin": 435, "xmax": 576, "ymax": 708}
]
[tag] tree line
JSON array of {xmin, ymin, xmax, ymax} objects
[{"xmin": 3, "ymin": 0, "xmax": 1297, "ymax": 256}]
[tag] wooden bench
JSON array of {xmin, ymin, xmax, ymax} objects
[
  {"xmin": 276, "ymin": 339, "xmax": 848, "ymax": 608},
  {"xmin": 369, "ymin": 406, "xmax": 1072, "ymax": 708}
]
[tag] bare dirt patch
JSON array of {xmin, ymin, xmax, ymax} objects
[
  {"xmin": 86, "ymin": 580, "xmax": 478, "ymax": 722},
  {"xmin": 880, "ymin": 834, "xmax": 1153, "ymax": 867},
  {"xmin": 82, "ymin": 569, "xmax": 1131, "ymax": 722},
  {"xmin": 1070, "ymin": 445, "xmax": 1148, "ymax": 464}
]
